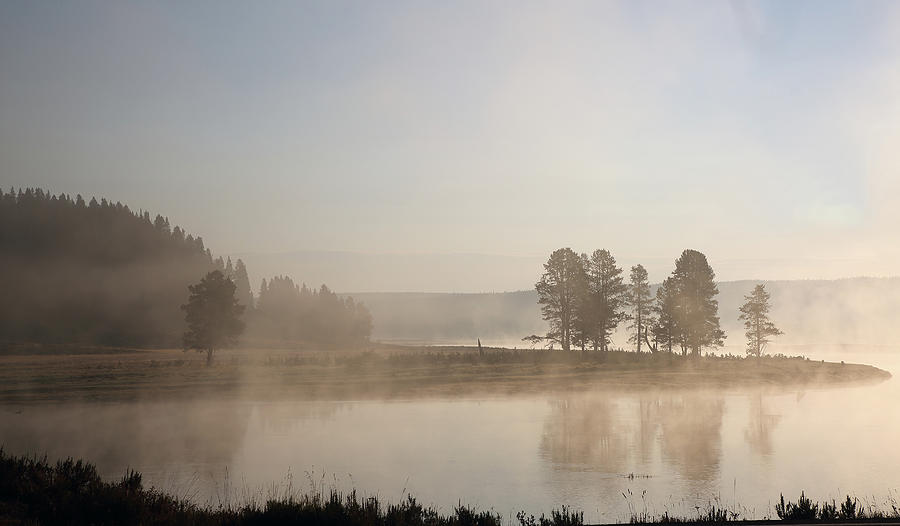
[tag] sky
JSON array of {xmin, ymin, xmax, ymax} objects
[{"xmin": 2, "ymin": 1, "xmax": 900, "ymax": 291}]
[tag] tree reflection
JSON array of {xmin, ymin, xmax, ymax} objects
[
  {"xmin": 539, "ymin": 396, "xmax": 630, "ymax": 473},
  {"xmin": 744, "ymin": 393, "xmax": 780, "ymax": 457},
  {"xmin": 0, "ymin": 400, "xmax": 253, "ymax": 474},
  {"xmin": 656, "ymin": 393, "xmax": 724, "ymax": 481},
  {"xmin": 539, "ymin": 391, "xmax": 725, "ymax": 483}
]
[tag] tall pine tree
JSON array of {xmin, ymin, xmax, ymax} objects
[
  {"xmin": 583, "ymin": 249, "xmax": 627, "ymax": 352},
  {"xmin": 738, "ymin": 283, "xmax": 783, "ymax": 357},
  {"xmin": 536, "ymin": 248, "xmax": 585, "ymax": 351},
  {"xmin": 670, "ymin": 249, "xmax": 725, "ymax": 356},
  {"xmin": 231, "ymin": 259, "xmax": 254, "ymax": 309},
  {"xmin": 651, "ymin": 276, "xmax": 679, "ymax": 353},
  {"xmin": 627, "ymin": 264, "xmax": 653, "ymax": 353}
]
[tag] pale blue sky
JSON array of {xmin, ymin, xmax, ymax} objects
[{"xmin": 2, "ymin": 1, "xmax": 900, "ymax": 288}]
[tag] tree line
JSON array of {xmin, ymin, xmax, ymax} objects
[
  {"xmin": 533, "ymin": 248, "xmax": 781, "ymax": 356},
  {"xmin": 251, "ymin": 276, "xmax": 372, "ymax": 345},
  {"xmin": 0, "ymin": 188, "xmax": 372, "ymax": 349}
]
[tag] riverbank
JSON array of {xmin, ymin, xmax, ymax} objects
[
  {"xmin": 2, "ymin": 449, "xmax": 900, "ymax": 526},
  {"xmin": 0, "ymin": 345, "xmax": 890, "ymax": 403}
]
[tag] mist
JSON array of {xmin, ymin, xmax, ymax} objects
[{"xmin": 3, "ymin": 1, "xmax": 900, "ymax": 525}]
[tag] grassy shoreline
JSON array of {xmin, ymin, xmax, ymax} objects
[
  {"xmin": 0, "ymin": 346, "xmax": 890, "ymax": 403},
  {"xmin": 2, "ymin": 449, "xmax": 900, "ymax": 526}
]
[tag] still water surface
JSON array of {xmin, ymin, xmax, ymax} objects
[{"xmin": 2, "ymin": 351, "xmax": 899, "ymax": 523}]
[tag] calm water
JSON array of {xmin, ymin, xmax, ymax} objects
[{"xmin": 2, "ymin": 350, "xmax": 899, "ymax": 523}]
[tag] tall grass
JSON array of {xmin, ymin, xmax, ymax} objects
[
  {"xmin": 0, "ymin": 449, "xmax": 580, "ymax": 526},
  {"xmin": 4, "ymin": 449, "xmax": 900, "ymax": 525}
]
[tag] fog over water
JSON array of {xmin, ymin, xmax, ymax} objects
[
  {"xmin": 1, "ymin": 348, "xmax": 896, "ymax": 523},
  {"xmin": 4, "ymin": 2, "xmax": 900, "ymax": 523}
]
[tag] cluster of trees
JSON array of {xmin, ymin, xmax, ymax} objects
[
  {"xmin": 0, "ymin": 188, "xmax": 233, "ymax": 345},
  {"xmin": 534, "ymin": 248, "xmax": 725, "ymax": 355},
  {"xmin": 250, "ymin": 276, "xmax": 373, "ymax": 345},
  {"xmin": 0, "ymin": 188, "xmax": 372, "ymax": 349},
  {"xmin": 534, "ymin": 247, "xmax": 782, "ymax": 356}
]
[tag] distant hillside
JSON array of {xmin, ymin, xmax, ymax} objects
[
  {"xmin": 0, "ymin": 188, "xmax": 251, "ymax": 347},
  {"xmin": 353, "ymin": 278, "xmax": 900, "ymax": 350}
]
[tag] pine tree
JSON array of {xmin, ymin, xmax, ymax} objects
[
  {"xmin": 670, "ymin": 249, "xmax": 725, "ymax": 356},
  {"xmin": 232, "ymin": 259, "xmax": 254, "ymax": 310},
  {"xmin": 181, "ymin": 270, "xmax": 245, "ymax": 364},
  {"xmin": 627, "ymin": 264, "xmax": 653, "ymax": 352},
  {"xmin": 536, "ymin": 248, "xmax": 586, "ymax": 351},
  {"xmin": 738, "ymin": 283, "xmax": 783, "ymax": 357},
  {"xmin": 571, "ymin": 253, "xmax": 593, "ymax": 351},
  {"xmin": 651, "ymin": 276, "xmax": 679, "ymax": 353},
  {"xmin": 583, "ymin": 249, "xmax": 627, "ymax": 352}
]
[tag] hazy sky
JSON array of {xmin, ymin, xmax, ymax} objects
[{"xmin": 3, "ymin": 1, "xmax": 900, "ymax": 289}]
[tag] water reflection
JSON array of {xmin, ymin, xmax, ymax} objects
[
  {"xmin": 540, "ymin": 397, "xmax": 630, "ymax": 473},
  {"xmin": 251, "ymin": 401, "xmax": 346, "ymax": 435},
  {"xmin": 1, "ymin": 401, "xmax": 252, "ymax": 479},
  {"xmin": 540, "ymin": 391, "xmax": 725, "ymax": 484},
  {"xmin": 657, "ymin": 393, "xmax": 724, "ymax": 482},
  {"xmin": 744, "ymin": 393, "xmax": 781, "ymax": 457},
  {"xmin": 0, "ymin": 363, "xmax": 897, "ymax": 525}
]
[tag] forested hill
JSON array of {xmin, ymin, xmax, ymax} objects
[
  {"xmin": 352, "ymin": 277, "xmax": 900, "ymax": 350},
  {"xmin": 0, "ymin": 188, "xmax": 252, "ymax": 347}
]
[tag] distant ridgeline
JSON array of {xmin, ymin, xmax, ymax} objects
[{"xmin": 0, "ymin": 188, "xmax": 371, "ymax": 348}]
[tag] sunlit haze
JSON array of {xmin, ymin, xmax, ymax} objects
[{"xmin": 4, "ymin": 1, "xmax": 900, "ymax": 291}]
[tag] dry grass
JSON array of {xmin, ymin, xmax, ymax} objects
[{"xmin": 0, "ymin": 346, "xmax": 889, "ymax": 404}]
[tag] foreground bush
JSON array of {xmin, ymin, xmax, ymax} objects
[{"xmin": 0, "ymin": 449, "xmax": 577, "ymax": 526}]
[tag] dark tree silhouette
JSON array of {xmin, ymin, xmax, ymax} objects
[
  {"xmin": 182, "ymin": 270, "xmax": 245, "ymax": 364},
  {"xmin": 225, "ymin": 258, "xmax": 254, "ymax": 310},
  {"xmin": 582, "ymin": 249, "xmax": 627, "ymax": 352},
  {"xmin": 627, "ymin": 264, "xmax": 653, "ymax": 353},
  {"xmin": 536, "ymin": 248, "xmax": 585, "ymax": 351},
  {"xmin": 739, "ymin": 283, "xmax": 783, "ymax": 357},
  {"xmin": 670, "ymin": 249, "xmax": 725, "ymax": 356},
  {"xmin": 651, "ymin": 276, "xmax": 679, "ymax": 353}
]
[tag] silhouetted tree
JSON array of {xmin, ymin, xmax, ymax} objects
[
  {"xmin": 182, "ymin": 270, "xmax": 245, "ymax": 364},
  {"xmin": 226, "ymin": 258, "xmax": 254, "ymax": 310},
  {"xmin": 572, "ymin": 253, "xmax": 593, "ymax": 351},
  {"xmin": 536, "ymin": 248, "xmax": 585, "ymax": 351},
  {"xmin": 627, "ymin": 264, "xmax": 653, "ymax": 353},
  {"xmin": 739, "ymin": 283, "xmax": 783, "ymax": 357},
  {"xmin": 582, "ymin": 249, "xmax": 627, "ymax": 352},
  {"xmin": 651, "ymin": 276, "xmax": 679, "ymax": 353},
  {"xmin": 670, "ymin": 249, "xmax": 725, "ymax": 356}
]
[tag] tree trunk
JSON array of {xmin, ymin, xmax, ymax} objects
[
  {"xmin": 643, "ymin": 329, "xmax": 657, "ymax": 353},
  {"xmin": 206, "ymin": 348, "xmax": 214, "ymax": 366},
  {"xmin": 636, "ymin": 313, "xmax": 642, "ymax": 353}
]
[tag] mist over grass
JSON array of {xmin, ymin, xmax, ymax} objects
[
  {"xmin": 0, "ymin": 346, "xmax": 888, "ymax": 404},
  {"xmin": 354, "ymin": 278, "xmax": 900, "ymax": 351}
]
